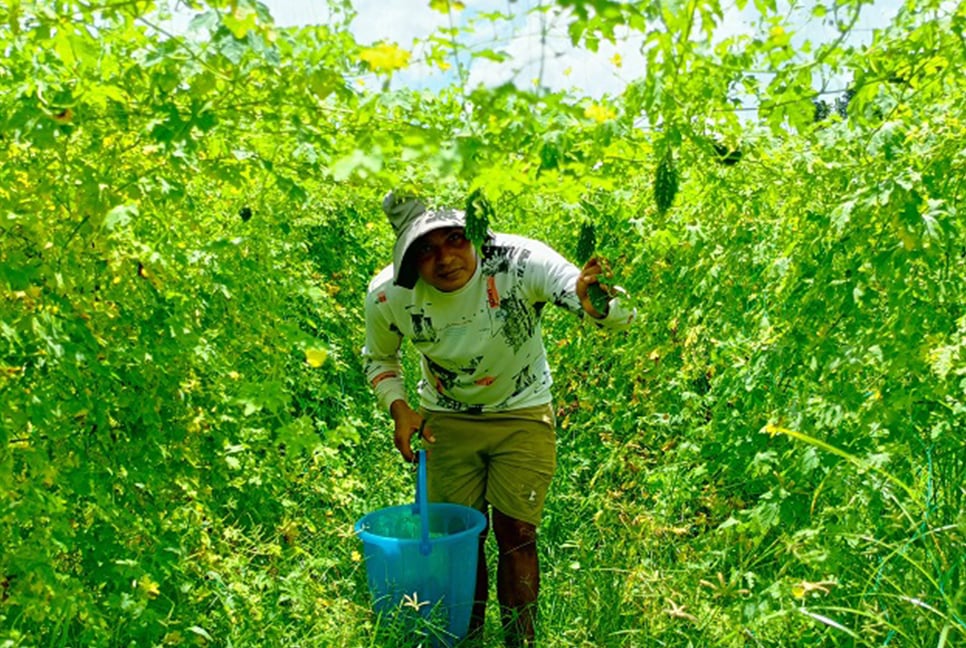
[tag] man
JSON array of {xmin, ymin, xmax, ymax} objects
[{"xmin": 362, "ymin": 192, "xmax": 635, "ymax": 646}]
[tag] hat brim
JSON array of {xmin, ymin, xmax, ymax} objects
[{"xmin": 392, "ymin": 208, "xmax": 467, "ymax": 288}]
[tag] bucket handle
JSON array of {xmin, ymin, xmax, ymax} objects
[{"xmin": 413, "ymin": 449, "xmax": 432, "ymax": 556}]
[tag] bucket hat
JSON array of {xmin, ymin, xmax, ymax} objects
[{"xmin": 383, "ymin": 191, "xmax": 467, "ymax": 289}]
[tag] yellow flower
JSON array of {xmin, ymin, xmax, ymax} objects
[
  {"xmin": 359, "ymin": 43, "xmax": 411, "ymax": 73},
  {"xmin": 584, "ymin": 103, "xmax": 616, "ymax": 123},
  {"xmin": 137, "ymin": 575, "xmax": 160, "ymax": 599},
  {"xmin": 305, "ymin": 348, "xmax": 328, "ymax": 368},
  {"xmin": 430, "ymin": 0, "xmax": 465, "ymax": 11},
  {"xmin": 769, "ymin": 25, "xmax": 790, "ymax": 46},
  {"xmin": 350, "ymin": 550, "xmax": 362, "ymax": 562}
]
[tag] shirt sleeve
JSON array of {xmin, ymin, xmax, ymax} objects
[
  {"xmin": 521, "ymin": 239, "xmax": 585, "ymax": 315},
  {"xmin": 589, "ymin": 286, "xmax": 637, "ymax": 330},
  {"xmin": 521, "ymin": 239, "xmax": 636, "ymax": 330},
  {"xmin": 362, "ymin": 290, "xmax": 408, "ymax": 412}
]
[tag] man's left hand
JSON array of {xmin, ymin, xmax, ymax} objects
[{"xmin": 576, "ymin": 257, "xmax": 612, "ymax": 319}]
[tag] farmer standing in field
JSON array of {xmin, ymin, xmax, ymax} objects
[{"xmin": 362, "ymin": 192, "xmax": 635, "ymax": 646}]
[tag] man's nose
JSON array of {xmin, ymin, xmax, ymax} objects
[{"xmin": 436, "ymin": 245, "xmax": 455, "ymax": 264}]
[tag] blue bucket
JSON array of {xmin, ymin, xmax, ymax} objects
[{"xmin": 355, "ymin": 450, "xmax": 486, "ymax": 645}]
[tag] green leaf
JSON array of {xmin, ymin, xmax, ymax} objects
[
  {"xmin": 277, "ymin": 416, "xmax": 320, "ymax": 454},
  {"xmin": 221, "ymin": 4, "xmax": 258, "ymax": 40},
  {"xmin": 330, "ymin": 149, "xmax": 383, "ymax": 181},
  {"xmin": 473, "ymin": 48, "xmax": 509, "ymax": 63},
  {"xmin": 188, "ymin": 626, "xmax": 214, "ymax": 641},
  {"xmin": 103, "ymin": 204, "xmax": 137, "ymax": 231},
  {"xmin": 188, "ymin": 10, "xmax": 219, "ymax": 34}
]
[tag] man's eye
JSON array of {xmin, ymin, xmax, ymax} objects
[{"xmin": 449, "ymin": 232, "xmax": 466, "ymax": 243}]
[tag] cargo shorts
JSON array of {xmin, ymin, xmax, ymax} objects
[{"xmin": 421, "ymin": 403, "xmax": 557, "ymax": 526}]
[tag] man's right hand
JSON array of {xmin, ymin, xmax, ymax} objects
[{"xmin": 389, "ymin": 399, "xmax": 436, "ymax": 463}]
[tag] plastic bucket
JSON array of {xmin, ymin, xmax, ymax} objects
[{"xmin": 355, "ymin": 450, "xmax": 486, "ymax": 646}]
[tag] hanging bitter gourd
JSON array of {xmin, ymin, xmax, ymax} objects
[
  {"xmin": 464, "ymin": 188, "xmax": 491, "ymax": 250},
  {"xmin": 653, "ymin": 148, "xmax": 679, "ymax": 215},
  {"xmin": 575, "ymin": 220, "xmax": 611, "ymax": 314},
  {"xmin": 575, "ymin": 220, "xmax": 596, "ymax": 264}
]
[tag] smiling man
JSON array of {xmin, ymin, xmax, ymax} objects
[{"xmin": 361, "ymin": 191, "xmax": 635, "ymax": 647}]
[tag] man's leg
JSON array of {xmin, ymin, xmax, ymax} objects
[
  {"xmin": 492, "ymin": 507, "xmax": 539, "ymax": 647},
  {"xmin": 467, "ymin": 514, "xmax": 489, "ymax": 642}
]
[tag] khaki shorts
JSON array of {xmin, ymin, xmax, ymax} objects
[{"xmin": 421, "ymin": 403, "xmax": 557, "ymax": 526}]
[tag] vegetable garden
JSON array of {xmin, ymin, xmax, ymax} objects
[{"xmin": 1, "ymin": 0, "xmax": 963, "ymax": 645}]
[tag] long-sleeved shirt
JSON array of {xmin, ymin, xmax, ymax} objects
[{"xmin": 362, "ymin": 233, "xmax": 635, "ymax": 414}]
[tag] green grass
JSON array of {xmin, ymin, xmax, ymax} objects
[{"xmin": 159, "ymin": 412, "xmax": 954, "ymax": 648}]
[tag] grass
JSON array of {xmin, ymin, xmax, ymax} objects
[
  {"xmin": 5, "ymin": 405, "xmax": 959, "ymax": 648},
  {"xmin": 325, "ymin": 410, "xmax": 966, "ymax": 647},
  {"xmin": 3, "ymin": 382, "xmax": 961, "ymax": 648},
  {"xmin": 234, "ymin": 409, "xmax": 960, "ymax": 648}
]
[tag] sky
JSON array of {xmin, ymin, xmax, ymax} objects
[
  {"xmin": 251, "ymin": 0, "xmax": 905, "ymax": 99},
  {"xmin": 161, "ymin": 0, "xmax": 905, "ymax": 100}
]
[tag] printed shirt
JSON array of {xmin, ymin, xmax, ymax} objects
[{"xmin": 362, "ymin": 233, "xmax": 636, "ymax": 414}]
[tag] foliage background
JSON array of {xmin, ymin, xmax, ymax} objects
[{"xmin": 1, "ymin": 0, "xmax": 963, "ymax": 645}]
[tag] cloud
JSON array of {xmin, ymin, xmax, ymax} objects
[
  {"xmin": 463, "ymin": 6, "xmax": 647, "ymax": 99},
  {"xmin": 262, "ymin": 0, "xmax": 332, "ymax": 28},
  {"xmin": 350, "ymin": 0, "xmax": 448, "ymax": 46}
]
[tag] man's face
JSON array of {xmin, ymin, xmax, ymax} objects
[{"xmin": 412, "ymin": 227, "xmax": 478, "ymax": 292}]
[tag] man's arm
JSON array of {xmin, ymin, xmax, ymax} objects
[
  {"xmin": 362, "ymin": 288, "xmax": 435, "ymax": 462},
  {"xmin": 575, "ymin": 257, "xmax": 609, "ymax": 319},
  {"xmin": 523, "ymin": 238, "xmax": 636, "ymax": 329},
  {"xmin": 388, "ymin": 399, "xmax": 435, "ymax": 463}
]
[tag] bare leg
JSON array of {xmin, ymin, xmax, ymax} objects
[{"xmin": 492, "ymin": 508, "xmax": 539, "ymax": 647}]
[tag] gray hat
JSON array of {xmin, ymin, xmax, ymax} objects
[{"xmin": 383, "ymin": 191, "xmax": 466, "ymax": 288}]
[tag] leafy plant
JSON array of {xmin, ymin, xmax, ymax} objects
[{"xmin": 2, "ymin": 0, "xmax": 964, "ymax": 646}]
